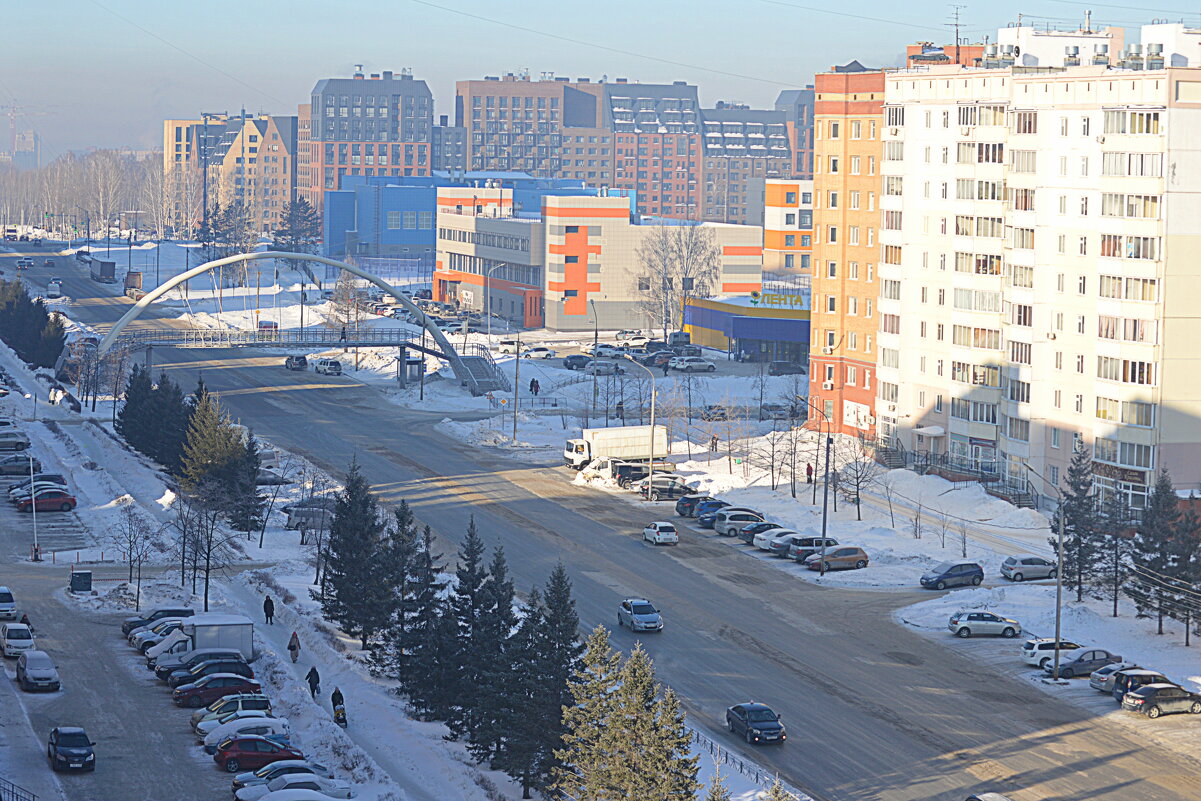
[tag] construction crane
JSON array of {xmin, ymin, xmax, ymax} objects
[{"xmin": 0, "ymin": 103, "xmax": 51, "ymax": 156}]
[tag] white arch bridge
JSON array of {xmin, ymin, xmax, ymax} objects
[{"xmin": 94, "ymin": 251, "xmax": 510, "ymax": 395}]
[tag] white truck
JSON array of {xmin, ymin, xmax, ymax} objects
[
  {"xmin": 564, "ymin": 425, "xmax": 667, "ymax": 470},
  {"xmin": 144, "ymin": 613, "xmax": 255, "ymax": 667},
  {"xmin": 580, "ymin": 456, "xmax": 675, "ymax": 487}
]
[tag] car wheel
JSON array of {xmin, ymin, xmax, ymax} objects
[
  {"xmin": 707, "ymin": 365, "xmax": 715, "ymax": 372},
  {"xmin": 617, "ymin": 615, "xmax": 623, "ymax": 628},
  {"xmin": 1048, "ymin": 569, "xmax": 1057, "ymax": 579},
  {"xmin": 650, "ymin": 491, "xmax": 661, "ymax": 501},
  {"xmin": 971, "ymin": 575, "xmax": 983, "ymax": 586},
  {"xmin": 1148, "ymin": 705, "xmax": 1162, "ymax": 719},
  {"xmin": 187, "ymin": 695, "xmax": 204, "ymax": 708},
  {"xmin": 854, "ymin": 560, "xmax": 866, "ymax": 569},
  {"xmin": 956, "ymin": 627, "xmax": 972, "ymax": 638},
  {"xmin": 935, "ymin": 580, "xmax": 947, "ymax": 590},
  {"xmin": 1002, "ymin": 627, "xmax": 1017, "ymax": 638},
  {"xmin": 1061, "ymin": 668, "xmax": 1074, "ymax": 679},
  {"xmin": 1189, "ymin": 701, "xmax": 1201, "ymax": 714},
  {"xmin": 1013, "ymin": 573, "xmax": 1024, "ymax": 582},
  {"xmin": 744, "ymin": 729, "xmax": 755, "ymax": 744},
  {"xmin": 224, "ymin": 759, "xmax": 241, "ymax": 773}
]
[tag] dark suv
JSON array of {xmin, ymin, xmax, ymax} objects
[
  {"xmin": 725, "ymin": 702, "xmax": 786, "ymax": 744},
  {"xmin": 284, "ymin": 355, "xmax": 308, "ymax": 371},
  {"xmin": 674, "ymin": 494, "xmax": 712, "ymax": 517},
  {"xmin": 121, "ymin": 606, "xmax": 194, "ymax": 636},
  {"xmin": 920, "ymin": 561, "xmax": 984, "ymax": 590},
  {"xmin": 167, "ymin": 659, "xmax": 252, "ymax": 689}
]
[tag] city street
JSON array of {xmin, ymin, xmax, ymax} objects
[{"xmin": 4, "ymin": 247, "xmax": 1201, "ymax": 801}]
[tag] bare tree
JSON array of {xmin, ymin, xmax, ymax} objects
[
  {"xmin": 633, "ymin": 225, "xmax": 722, "ymax": 339},
  {"xmin": 958, "ymin": 520, "xmax": 970, "ymax": 559},
  {"xmin": 257, "ymin": 454, "xmax": 296, "ymax": 548},
  {"xmin": 875, "ymin": 469, "xmax": 902, "ymax": 528},
  {"xmin": 839, "ymin": 437, "xmax": 879, "ymax": 521},
  {"xmin": 911, "ymin": 501, "xmax": 924, "ymax": 539},
  {"xmin": 109, "ymin": 503, "xmax": 158, "ymax": 609}
]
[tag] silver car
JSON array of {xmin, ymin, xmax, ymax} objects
[
  {"xmin": 617, "ymin": 598, "xmax": 663, "ymax": 632},
  {"xmin": 947, "ymin": 611, "xmax": 1022, "ymax": 638},
  {"xmin": 1000, "ymin": 554, "xmax": 1057, "ymax": 582},
  {"xmin": 1089, "ymin": 662, "xmax": 1141, "ymax": 693}
]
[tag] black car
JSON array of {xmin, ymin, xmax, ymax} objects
[
  {"xmin": 768, "ymin": 361, "xmax": 807, "ymax": 376},
  {"xmin": 0, "ymin": 454, "xmax": 40, "ymax": 475},
  {"xmin": 1122, "ymin": 683, "xmax": 1201, "ymax": 718},
  {"xmin": 47, "ymin": 726, "xmax": 95, "ymax": 772},
  {"xmin": 563, "ymin": 354, "xmax": 592, "ymax": 370},
  {"xmin": 639, "ymin": 475, "xmax": 694, "ymax": 501},
  {"xmin": 155, "ymin": 648, "xmax": 245, "ymax": 680},
  {"xmin": 737, "ymin": 521, "xmax": 783, "ymax": 545},
  {"xmin": 121, "ymin": 606, "xmax": 195, "ymax": 636},
  {"xmin": 639, "ymin": 351, "xmax": 674, "ymax": 367},
  {"xmin": 167, "ymin": 659, "xmax": 252, "ymax": 688},
  {"xmin": 725, "ymin": 703, "xmax": 786, "ymax": 744},
  {"xmin": 674, "ymin": 493, "xmax": 711, "ymax": 517},
  {"xmin": 644, "ymin": 340, "xmax": 671, "ymax": 353},
  {"xmin": 700, "ymin": 405, "xmax": 732, "ymax": 421}
]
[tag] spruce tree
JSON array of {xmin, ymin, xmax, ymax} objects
[
  {"xmin": 408, "ymin": 591, "xmax": 457, "ymax": 721},
  {"xmin": 151, "ymin": 373, "xmax": 192, "ymax": 473},
  {"xmin": 372, "ymin": 503, "xmax": 421, "ymax": 678},
  {"xmin": 1129, "ymin": 469, "xmax": 1181, "ymax": 634},
  {"xmin": 552, "ymin": 626, "xmax": 623, "ymax": 801},
  {"xmin": 446, "ymin": 518, "xmax": 489, "ymax": 741},
  {"xmin": 116, "ymin": 364, "xmax": 154, "ymax": 456},
  {"xmin": 271, "ymin": 198, "xmax": 322, "ymax": 275},
  {"xmin": 467, "ymin": 546, "xmax": 517, "ymax": 763},
  {"xmin": 1097, "ymin": 490, "xmax": 1133, "ymax": 618},
  {"xmin": 492, "ymin": 587, "xmax": 546, "ymax": 798},
  {"xmin": 1049, "ymin": 444, "xmax": 1102, "ymax": 602},
  {"xmin": 533, "ymin": 563, "xmax": 583, "ymax": 790},
  {"xmin": 704, "ymin": 767, "xmax": 733, "ymax": 801},
  {"xmin": 318, "ymin": 460, "xmax": 393, "ymax": 648},
  {"xmin": 764, "ymin": 777, "xmax": 798, "ymax": 801},
  {"xmin": 180, "ymin": 390, "xmax": 244, "ymax": 495},
  {"xmin": 226, "ymin": 433, "xmax": 265, "ymax": 532},
  {"xmin": 1167, "ymin": 497, "xmax": 1201, "ymax": 637}
]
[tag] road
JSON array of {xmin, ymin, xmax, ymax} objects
[{"xmin": 6, "ymin": 244, "xmax": 1201, "ymax": 801}]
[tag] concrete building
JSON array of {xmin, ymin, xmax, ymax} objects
[
  {"xmin": 878, "ymin": 30, "xmax": 1201, "ymax": 507},
  {"xmin": 431, "ymin": 115, "xmax": 466, "ymax": 171},
  {"xmin": 775, "ymin": 87, "xmax": 816, "ymax": 179},
  {"xmin": 684, "ymin": 292, "xmax": 810, "ymax": 363},
  {"xmin": 434, "ymin": 191, "xmax": 762, "ymax": 330},
  {"xmin": 762, "ymin": 178, "xmax": 814, "ymax": 276},
  {"xmin": 297, "ymin": 68, "xmax": 435, "ymax": 215},
  {"xmin": 700, "ymin": 102, "xmax": 793, "ymax": 224}
]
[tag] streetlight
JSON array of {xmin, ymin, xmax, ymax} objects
[
  {"xmin": 800, "ymin": 395, "xmax": 834, "ymax": 577},
  {"xmin": 589, "ymin": 299, "xmax": 600, "ymax": 422},
  {"xmin": 484, "ymin": 263, "xmax": 505, "ymax": 341},
  {"xmin": 1025, "ymin": 461, "xmax": 1069, "ymax": 683},
  {"xmin": 628, "ymin": 358, "xmax": 659, "ymax": 482},
  {"xmin": 22, "ymin": 393, "xmax": 39, "ymax": 561}
]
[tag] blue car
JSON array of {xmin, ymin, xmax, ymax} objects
[
  {"xmin": 675, "ymin": 494, "xmax": 711, "ymax": 517},
  {"xmin": 919, "ymin": 561, "xmax": 984, "ymax": 590},
  {"xmin": 691, "ymin": 499, "xmax": 731, "ymax": 519}
]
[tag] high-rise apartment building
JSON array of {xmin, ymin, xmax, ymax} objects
[
  {"xmin": 807, "ymin": 62, "xmax": 886, "ymax": 436},
  {"xmin": 431, "ymin": 115, "xmax": 467, "ymax": 171},
  {"xmin": 297, "ymin": 69, "xmax": 435, "ymax": 214},
  {"xmin": 877, "ymin": 23, "xmax": 1201, "ymax": 508},
  {"xmin": 775, "ymin": 87, "xmax": 816, "ymax": 179},
  {"xmin": 700, "ymin": 102, "xmax": 793, "ymax": 224},
  {"xmin": 762, "ymin": 178, "xmax": 813, "ymax": 276}
]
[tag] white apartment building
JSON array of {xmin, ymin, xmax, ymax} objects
[{"xmin": 878, "ymin": 58, "xmax": 1201, "ymax": 509}]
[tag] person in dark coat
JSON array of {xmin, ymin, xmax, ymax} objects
[
  {"xmin": 305, "ymin": 666, "xmax": 321, "ymax": 699},
  {"xmin": 331, "ymin": 687, "xmax": 344, "ymax": 709},
  {"xmin": 263, "ymin": 596, "xmax": 275, "ymax": 625},
  {"xmin": 806, "ymin": 463, "xmax": 814, "ymax": 484}
]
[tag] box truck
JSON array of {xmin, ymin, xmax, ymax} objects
[
  {"xmin": 144, "ymin": 613, "xmax": 255, "ymax": 668},
  {"xmin": 89, "ymin": 260, "xmax": 116, "ymax": 283},
  {"xmin": 564, "ymin": 425, "xmax": 667, "ymax": 470}
]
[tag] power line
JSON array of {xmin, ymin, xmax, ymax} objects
[
  {"xmin": 409, "ymin": 0, "xmax": 793, "ymax": 87},
  {"xmin": 756, "ymin": 0, "xmax": 956, "ymax": 33}
]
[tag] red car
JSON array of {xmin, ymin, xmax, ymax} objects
[
  {"xmin": 172, "ymin": 674, "xmax": 262, "ymax": 708},
  {"xmin": 17, "ymin": 490, "xmax": 76, "ymax": 513},
  {"xmin": 213, "ymin": 735, "xmax": 302, "ymax": 773}
]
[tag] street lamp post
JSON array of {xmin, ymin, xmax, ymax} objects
[
  {"xmin": 484, "ymin": 262, "xmax": 505, "ymax": 342},
  {"xmin": 1025, "ymin": 462, "xmax": 1069, "ymax": 683},
  {"xmin": 801, "ymin": 395, "xmax": 834, "ymax": 577},
  {"xmin": 590, "ymin": 299, "xmax": 600, "ymax": 421},
  {"xmin": 630, "ymin": 359, "xmax": 659, "ymax": 479},
  {"xmin": 22, "ymin": 394, "xmax": 39, "ymax": 561}
]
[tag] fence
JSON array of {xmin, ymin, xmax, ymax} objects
[
  {"xmin": 0, "ymin": 777, "xmax": 37, "ymax": 801},
  {"xmin": 688, "ymin": 727, "xmax": 787, "ymax": 793}
]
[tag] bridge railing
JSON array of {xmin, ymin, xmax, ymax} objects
[{"xmin": 116, "ymin": 327, "xmax": 421, "ymax": 349}]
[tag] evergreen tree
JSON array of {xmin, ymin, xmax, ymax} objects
[
  {"xmin": 704, "ymin": 767, "xmax": 733, "ymax": 801},
  {"xmin": 1097, "ymin": 490, "xmax": 1134, "ymax": 618},
  {"xmin": 36, "ymin": 312, "xmax": 66, "ymax": 367},
  {"xmin": 271, "ymin": 198, "xmax": 322, "ymax": 277},
  {"xmin": 532, "ymin": 563, "xmax": 583, "ymax": 790},
  {"xmin": 552, "ymin": 626, "xmax": 623, "ymax": 801},
  {"xmin": 1049, "ymin": 444, "xmax": 1102, "ymax": 602},
  {"xmin": 1167, "ymin": 497, "xmax": 1201, "ymax": 637},
  {"xmin": 407, "ymin": 589, "xmax": 458, "ymax": 721},
  {"xmin": 763, "ymin": 777, "xmax": 798, "ymax": 801},
  {"xmin": 152, "ymin": 373, "xmax": 192, "ymax": 473},
  {"xmin": 318, "ymin": 460, "xmax": 394, "ymax": 648},
  {"xmin": 467, "ymin": 546, "xmax": 518, "ymax": 764},
  {"xmin": 180, "ymin": 390, "xmax": 244, "ymax": 495},
  {"xmin": 491, "ymin": 587, "xmax": 546, "ymax": 798},
  {"xmin": 446, "ymin": 518, "xmax": 489, "ymax": 741},
  {"xmin": 226, "ymin": 432, "xmax": 266, "ymax": 532},
  {"xmin": 116, "ymin": 364, "xmax": 154, "ymax": 456},
  {"xmin": 371, "ymin": 503, "xmax": 421, "ymax": 678},
  {"xmin": 1128, "ymin": 469, "xmax": 1182, "ymax": 634}
]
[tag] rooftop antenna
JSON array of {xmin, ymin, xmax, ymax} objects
[
  {"xmin": 1084, "ymin": 9, "xmax": 1092, "ymax": 33},
  {"xmin": 947, "ymin": 4, "xmax": 966, "ymax": 64}
]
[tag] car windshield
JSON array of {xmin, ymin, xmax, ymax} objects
[
  {"xmin": 930, "ymin": 562, "xmax": 953, "ymax": 573},
  {"xmin": 0, "ymin": 592, "xmax": 13, "ymax": 603},
  {"xmin": 7, "ymin": 628, "xmax": 32, "ymax": 640},
  {"xmin": 657, "ymin": 524, "xmax": 675, "ymax": 532},
  {"xmin": 57, "ymin": 732, "xmax": 90, "ymax": 748},
  {"xmin": 631, "ymin": 603, "xmax": 657, "ymax": 615},
  {"xmin": 747, "ymin": 709, "xmax": 777, "ymax": 722}
]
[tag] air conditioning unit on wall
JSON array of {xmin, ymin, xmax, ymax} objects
[
  {"xmin": 822, "ymin": 381, "xmax": 835, "ymax": 390},
  {"xmin": 822, "ymin": 346, "xmax": 834, "ymax": 355}
]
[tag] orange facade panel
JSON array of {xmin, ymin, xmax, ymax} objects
[
  {"xmin": 764, "ymin": 181, "xmax": 801, "ymax": 208},
  {"xmin": 541, "ymin": 205, "xmax": 630, "ymax": 218},
  {"xmin": 722, "ymin": 245, "xmax": 763, "ymax": 257}
]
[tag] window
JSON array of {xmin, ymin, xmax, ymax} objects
[
  {"xmin": 785, "ymin": 191, "xmax": 797, "ymax": 204},
  {"xmin": 885, "ymin": 141, "xmax": 904, "ymax": 160},
  {"xmin": 1009, "ymin": 341, "xmax": 1032, "ymax": 365},
  {"xmin": 881, "ymin": 314, "xmax": 900, "ymax": 335},
  {"xmin": 1008, "ymin": 379, "xmax": 1030, "ymax": 403},
  {"xmin": 784, "ymin": 234, "xmax": 795, "ymax": 247},
  {"xmin": 1122, "ymin": 401, "xmax": 1154, "ymax": 427},
  {"xmin": 1051, "ymin": 428, "xmax": 1061, "ymax": 448},
  {"xmin": 1013, "ymin": 110, "xmax": 1038, "ymax": 134},
  {"xmin": 886, "ymin": 106, "xmax": 905, "ymax": 126},
  {"xmin": 1010, "ymin": 150, "xmax": 1037, "ymax": 173},
  {"xmin": 1012, "ymin": 304, "xmax": 1033, "ymax": 326},
  {"xmin": 1010, "ymin": 188, "xmax": 1035, "ymax": 210},
  {"xmin": 1012, "ymin": 228, "xmax": 1034, "ymax": 249},
  {"xmin": 386, "ymin": 211, "xmax": 402, "ymax": 229},
  {"xmin": 1009, "ymin": 264, "xmax": 1033, "ymax": 288},
  {"xmin": 1007, "ymin": 417, "xmax": 1030, "ymax": 441}
]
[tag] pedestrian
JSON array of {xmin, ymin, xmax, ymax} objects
[
  {"xmin": 709, "ymin": 434, "xmax": 719, "ymax": 453},
  {"xmin": 615, "ymin": 400, "xmax": 625, "ymax": 421},
  {"xmin": 533, "ymin": 378, "xmax": 540, "ymax": 396},
  {"xmin": 339, "ymin": 325, "xmax": 347, "ymax": 342},
  {"xmin": 288, "ymin": 631, "xmax": 301, "ymax": 663},
  {"xmin": 305, "ymin": 665, "xmax": 321, "ymax": 699},
  {"xmin": 263, "ymin": 596, "xmax": 275, "ymax": 625},
  {"xmin": 529, "ymin": 377, "xmax": 537, "ymax": 395},
  {"xmin": 331, "ymin": 686, "xmax": 344, "ymax": 709},
  {"xmin": 806, "ymin": 462, "xmax": 814, "ymax": 484},
  {"xmin": 662, "ymin": 360, "xmax": 671, "ymax": 377}
]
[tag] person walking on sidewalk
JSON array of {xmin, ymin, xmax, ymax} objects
[
  {"xmin": 263, "ymin": 596, "xmax": 275, "ymax": 625},
  {"xmin": 305, "ymin": 666, "xmax": 321, "ymax": 699},
  {"xmin": 806, "ymin": 463, "xmax": 814, "ymax": 484},
  {"xmin": 331, "ymin": 686, "xmax": 344, "ymax": 710},
  {"xmin": 288, "ymin": 631, "xmax": 301, "ymax": 663}
]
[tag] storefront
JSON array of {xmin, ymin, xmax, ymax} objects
[{"xmin": 683, "ymin": 291, "xmax": 810, "ymax": 362}]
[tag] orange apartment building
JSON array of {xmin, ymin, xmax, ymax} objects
[
  {"xmin": 807, "ymin": 63, "xmax": 885, "ymax": 436},
  {"xmin": 762, "ymin": 178, "xmax": 814, "ymax": 276}
]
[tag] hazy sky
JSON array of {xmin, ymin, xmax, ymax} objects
[{"xmin": 3, "ymin": 0, "xmax": 1191, "ymax": 158}]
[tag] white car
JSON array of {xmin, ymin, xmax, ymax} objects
[
  {"xmin": 237, "ymin": 773, "xmax": 355, "ymax": 800},
  {"xmin": 1020, "ymin": 638, "xmax": 1083, "ymax": 669},
  {"xmin": 752, "ymin": 527, "xmax": 798, "ymax": 551},
  {"xmin": 643, "ymin": 521, "xmax": 679, "ymax": 545},
  {"xmin": 669, "ymin": 356, "xmax": 716, "ymax": 372},
  {"xmin": 713, "ymin": 509, "xmax": 764, "ymax": 537},
  {"xmin": 9, "ymin": 481, "xmax": 67, "ymax": 499},
  {"xmin": 497, "ymin": 339, "xmax": 522, "ymax": 354},
  {"xmin": 0, "ymin": 622, "xmax": 35, "ymax": 658},
  {"xmin": 584, "ymin": 360, "xmax": 626, "ymax": 376},
  {"xmin": 194, "ymin": 709, "xmax": 275, "ymax": 738},
  {"xmin": 130, "ymin": 619, "xmax": 184, "ymax": 651},
  {"xmin": 203, "ymin": 716, "xmax": 291, "ymax": 752},
  {"xmin": 231, "ymin": 761, "xmax": 336, "ymax": 793},
  {"xmin": 521, "ymin": 346, "xmax": 556, "ymax": 359},
  {"xmin": 619, "ymin": 335, "xmax": 650, "ymax": 348},
  {"xmin": 584, "ymin": 343, "xmax": 621, "ymax": 358}
]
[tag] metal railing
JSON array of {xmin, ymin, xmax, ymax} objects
[
  {"xmin": 687, "ymin": 727, "xmax": 785, "ymax": 792},
  {"xmin": 115, "ymin": 327, "xmax": 422, "ymax": 349},
  {"xmin": 0, "ymin": 777, "xmax": 37, "ymax": 801}
]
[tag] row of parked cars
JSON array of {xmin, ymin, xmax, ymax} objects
[{"xmin": 123, "ymin": 606, "xmax": 357, "ymax": 799}]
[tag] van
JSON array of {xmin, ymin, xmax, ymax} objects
[
  {"xmin": 0, "ymin": 431, "xmax": 31, "ymax": 451},
  {"xmin": 0, "ymin": 586, "xmax": 16, "ymax": 619},
  {"xmin": 283, "ymin": 355, "xmax": 307, "ymax": 371},
  {"xmin": 1112, "ymin": 669, "xmax": 1171, "ymax": 702},
  {"xmin": 314, "ymin": 359, "xmax": 342, "ymax": 376},
  {"xmin": 497, "ymin": 339, "xmax": 521, "ymax": 354},
  {"xmin": 16, "ymin": 650, "xmax": 60, "ymax": 691},
  {"xmin": 1, "ymin": 622, "xmax": 36, "ymax": 658},
  {"xmin": 284, "ymin": 499, "xmax": 335, "ymax": 531}
]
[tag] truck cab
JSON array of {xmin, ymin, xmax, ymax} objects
[{"xmin": 564, "ymin": 439, "xmax": 591, "ymax": 469}]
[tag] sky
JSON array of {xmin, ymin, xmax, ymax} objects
[{"xmin": 4, "ymin": 0, "xmax": 1199, "ymax": 158}]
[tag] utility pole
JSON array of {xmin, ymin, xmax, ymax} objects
[
  {"xmin": 512, "ymin": 329, "xmax": 521, "ymax": 443},
  {"xmin": 817, "ymin": 432, "xmax": 833, "ymax": 576},
  {"xmin": 1052, "ymin": 503, "xmax": 1067, "ymax": 681}
]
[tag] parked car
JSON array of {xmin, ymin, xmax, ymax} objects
[
  {"xmin": 155, "ymin": 647, "xmax": 243, "ymax": 680},
  {"xmin": 700, "ymin": 404, "xmax": 732, "ymax": 421},
  {"xmin": 759, "ymin": 403, "xmax": 800, "ymax": 421},
  {"xmin": 620, "ymin": 335, "xmax": 650, "ymax": 348},
  {"xmin": 0, "ymin": 431, "xmax": 31, "ymax": 451},
  {"xmin": 725, "ymin": 703, "xmax": 786, "ymax": 744},
  {"xmin": 691, "ymin": 498, "xmax": 732, "ymax": 519},
  {"xmin": 1112, "ymin": 669, "xmax": 1172, "ymax": 702},
  {"xmin": 584, "ymin": 359, "xmax": 626, "ymax": 376},
  {"xmin": 0, "ymin": 453, "xmax": 40, "ymax": 475},
  {"xmin": 16, "ymin": 650, "xmax": 60, "ymax": 691},
  {"xmin": 1020, "ymin": 638, "xmax": 1082, "ymax": 669},
  {"xmin": 47, "ymin": 726, "xmax": 95, "ymax": 772},
  {"xmin": 0, "ymin": 586, "xmax": 16, "ymax": 620},
  {"xmin": 947, "ymin": 611, "xmax": 1022, "ymax": 639},
  {"xmin": 1000, "ymin": 554, "xmax": 1057, "ymax": 582},
  {"xmin": 752, "ymin": 527, "xmax": 797, "ymax": 551},
  {"xmin": 168, "ymin": 658, "xmax": 253, "ymax": 689},
  {"xmin": 204, "ymin": 717, "xmax": 291, "ymax": 754},
  {"xmin": 497, "ymin": 339, "xmax": 522, "ymax": 354},
  {"xmin": 804, "ymin": 546, "xmax": 870, "ymax": 571},
  {"xmin": 1121, "ymin": 684, "xmax": 1201, "ymax": 718},
  {"xmin": 130, "ymin": 619, "xmax": 184, "ymax": 652},
  {"xmin": 174, "ymin": 674, "xmax": 264, "ymax": 708},
  {"xmin": 214, "ymin": 735, "xmax": 304, "ymax": 773},
  {"xmin": 122, "ymin": 606, "xmax": 195, "ymax": 636},
  {"xmin": 640, "ymin": 351, "xmax": 674, "ymax": 367},
  {"xmin": 195, "ymin": 709, "xmax": 276, "ymax": 739},
  {"xmin": 617, "ymin": 598, "xmax": 663, "ymax": 632},
  {"xmin": 713, "ymin": 509, "xmax": 764, "ymax": 537},
  {"xmin": 674, "ymin": 494, "xmax": 711, "ymax": 517},
  {"xmin": 8, "ymin": 474, "xmax": 67, "ymax": 495},
  {"xmin": 562, "ymin": 354, "xmax": 592, "ymax": 370},
  {"xmin": 9, "ymin": 481, "xmax": 71, "ymax": 501},
  {"xmin": 643, "ymin": 521, "xmax": 679, "ymax": 545},
  {"xmin": 768, "ymin": 361, "xmax": 807, "ymax": 376},
  {"xmin": 698, "ymin": 505, "xmax": 757, "ymax": 530},
  {"xmin": 193, "ymin": 694, "xmax": 274, "ymax": 731},
  {"xmin": 919, "ymin": 561, "xmax": 984, "ymax": 590},
  {"xmin": 314, "ymin": 359, "xmax": 342, "ymax": 376},
  {"xmin": 521, "ymin": 346, "xmax": 556, "ymax": 359},
  {"xmin": 737, "ymin": 521, "xmax": 784, "ymax": 545},
  {"xmin": 1088, "ymin": 662, "xmax": 1141, "ymax": 694},
  {"xmin": 1, "ymin": 622, "xmax": 36, "ymax": 658},
  {"xmin": 637, "ymin": 475, "xmax": 694, "ymax": 501},
  {"xmin": 15, "ymin": 489, "xmax": 75, "ymax": 513},
  {"xmin": 788, "ymin": 536, "xmax": 839, "ymax": 562},
  {"xmin": 767, "ymin": 531, "xmax": 812, "ymax": 557},
  {"xmin": 231, "ymin": 760, "xmax": 336, "ymax": 795},
  {"xmin": 235, "ymin": 773, "xmax": 355, "ymax": 800},
  {"xmin": 283, "ymin": 355, "xmax": 308, "ymax": 371},
  {"xmin": 670, "ymin": 356, "xmax": 716, "ymax": 373},
  {"xmin": 1044, "ymin": 648, "xmax": 1122, "ymax": 679}
]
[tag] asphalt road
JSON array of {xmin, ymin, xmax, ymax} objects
[{"xmin": 6, "ymin": 245, "xmax": 1201, "ymax": 801}]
